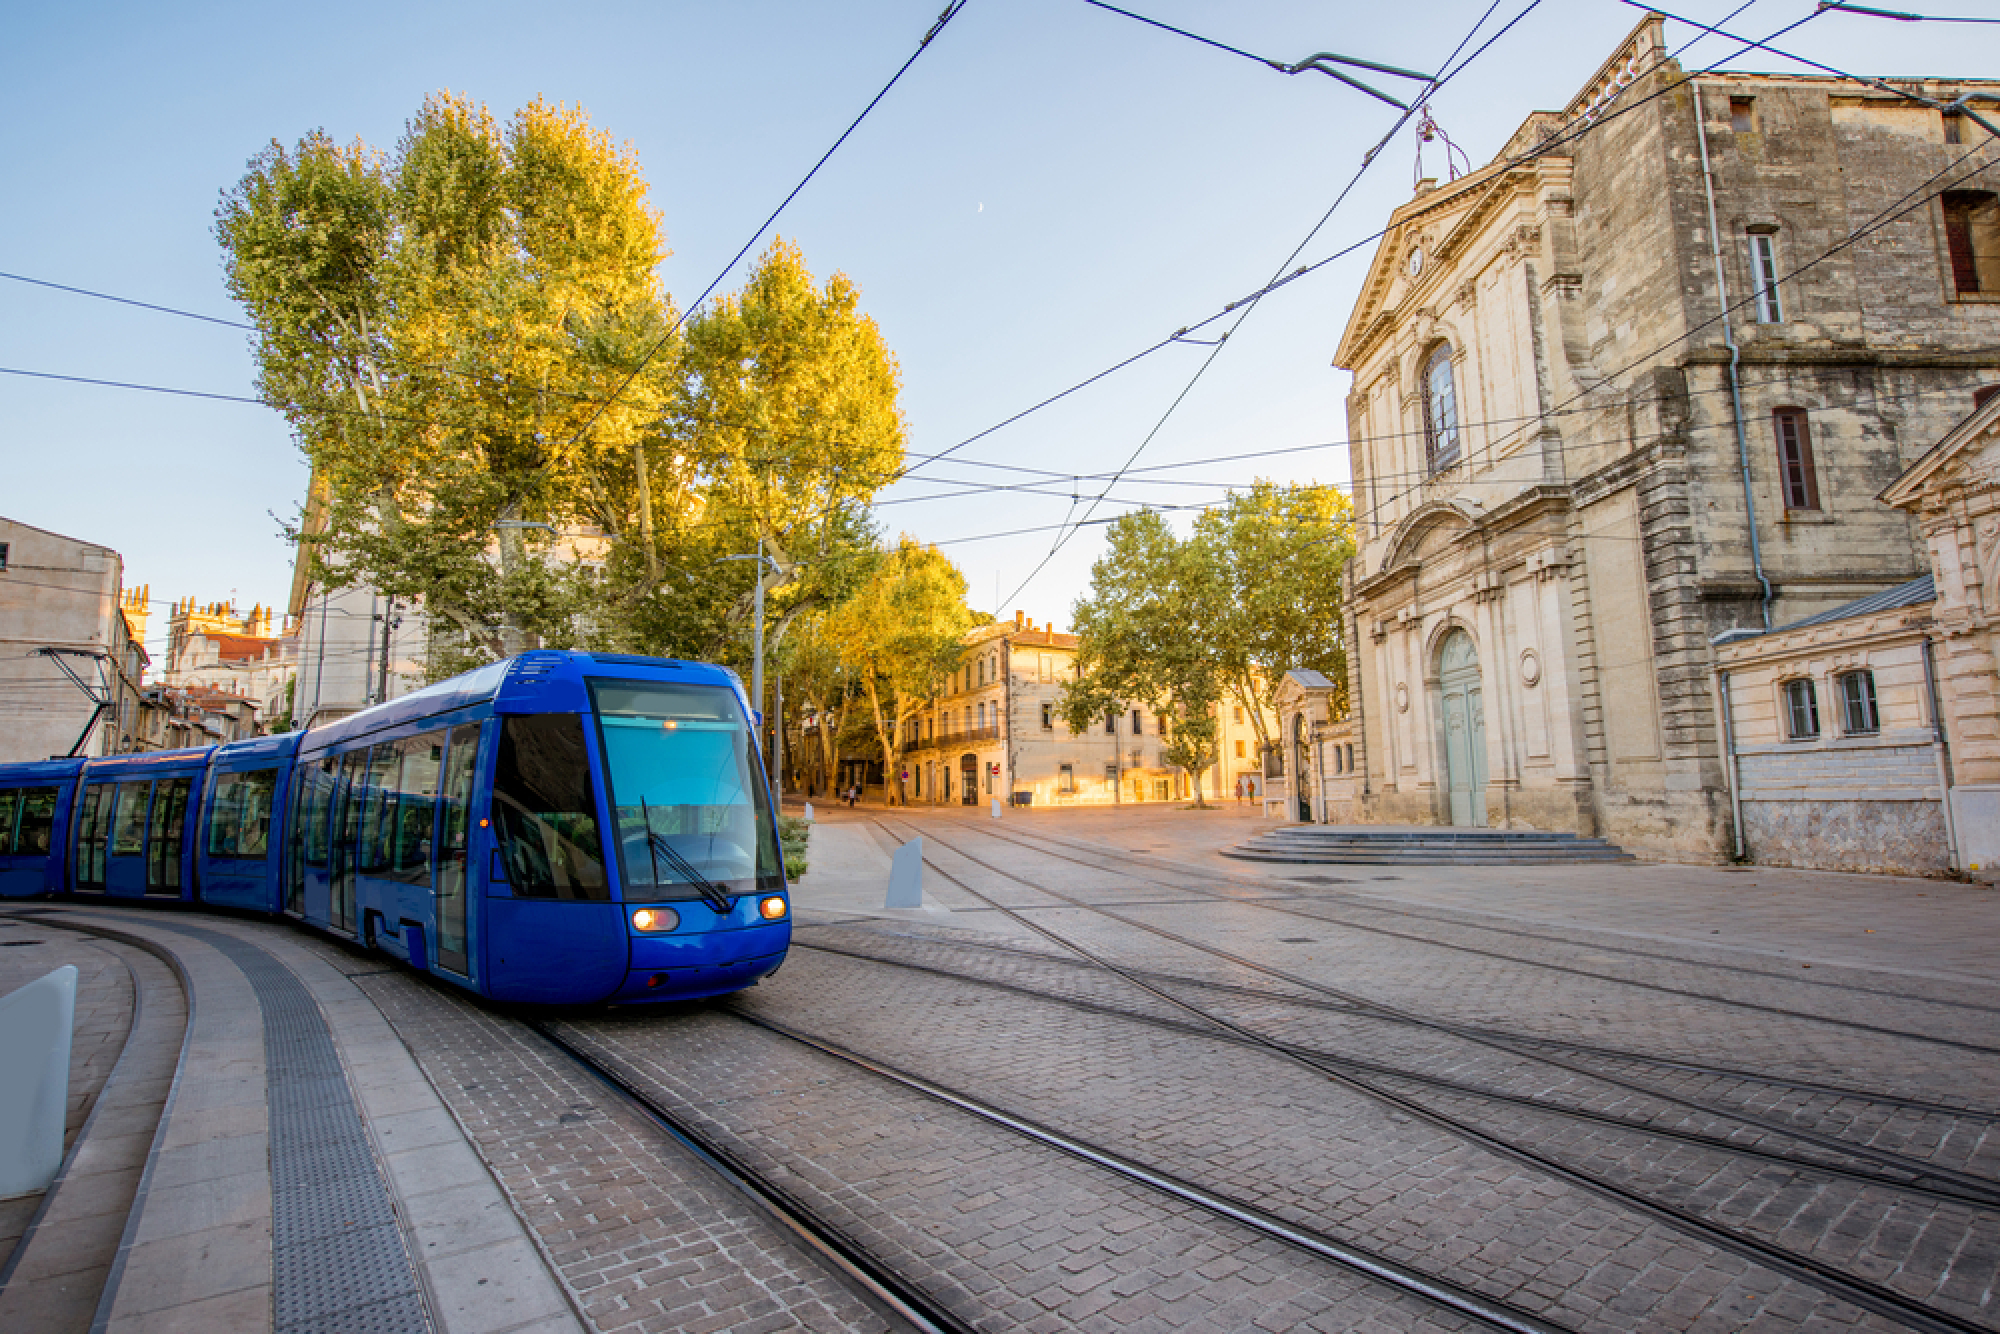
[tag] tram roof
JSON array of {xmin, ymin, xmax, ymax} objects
[
  {"xmin": 0, "ymin": 758, "xmax": 86, "ymax": 784},
  {"xmin": 300, "ymin": 651, "xmax": 743, "ymax": 754}
]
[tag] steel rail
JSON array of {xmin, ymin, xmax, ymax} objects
[
  {"xmin": 795, "ymin": 933, "xmax": 2000, "ymax": 1211},
  {"xmin": 952, "ymin": 815, "xmax": 2000, "ymax": 1036},
  {"xmin": 872, "ymin": 815, "xmax": 1998, "ymax": 1334},
  {"xmin": 820, "ymin": 917, "xmax": 2000, "ymax": 1123},
  {"xmin": 527, "ymin": 1020, "xmax": 975, "ymax": 1334},
  {"xmin": 883, "ymin": 821, "xmax": 2000, "ymax": 1197},
  {"xmin": 720, "ymin": 1009, "xmax": 1574, "ymax": 1334}
]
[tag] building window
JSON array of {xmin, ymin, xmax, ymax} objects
[
  {"xmin": 1748, "ymin": 231, "xmax": 1783, "ymax": 323},
  {"xmin": 1104, "ymin": 763, "xmax": 1118, "ymax": 784},
  {"xmin": 0, "ymin": 542, "xmax": 9, "ymax": 571},
  {"xmin": 1232, "ymin": 706, "xmax": 1243, "ymax": 723},
  {"xmin": 1104, "ymin": 711, "xmax": 1116, "ymax": 735},
  {"xmin": 1783, "ymin": 678, "xmax": 1820, "ymax": 740},
  {"xmin": 1839, "ymin": 670, "xmax": 1879, "ymax": 735},
  {"xmin": 1040, "ymin": 701, "xmax": 1053, "ymax": 731},
  {"xmin": 1943, "ymin": 191, "xmax": 2000, "ymax": 296},
  {"xmin": 1058, "ymin": 764, "xmax": 1075, "ymax": 794},
  {"xmin": 1730, "ymin": 97, "xmax": 1756, "ymax": 134},
  {"xmin": 1945, "ymin": 113, "xmax": 1964, "ymax": 146},
  {"xmin": 1422, "ymin": 344, "xmax": 1461, "ymax": 472},
  {"xmin": 1131, "ymin": 708, "xmax": 1143, "ymax": 735},
  {"xmin": 1773, "ymin": 409, "xmax": 1819, "ymax": 510},
  {"xmin": 1234, "ymin": 739, "xmax": 1246, "ymax": 759}
]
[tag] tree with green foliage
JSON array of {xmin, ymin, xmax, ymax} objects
[
  {"xmin": 1193, "ymin": 482, "xmax": 1355, "ymax": 752},
  {"xmin": 220, "ymin": 99, "xmax": 905, "ymax": 678},
  {"xmin": 821, "ymin": 539, "xmax": 978, "ymax": 806},
  {"xmin": 1057, "ymin": 510, "xmax": 1225, "ymax": 806},
  {"xmin": 1059, "ymin": 483, "xmax": 1354, "ymax": 800},
  {"xmin": 219, "ymin": 93, "xmax": 673, "ymax": 661}
]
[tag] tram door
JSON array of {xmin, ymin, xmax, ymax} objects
[
  {"xmin": 145, "ymin": 778, "xmax": 191, "ymax": 897},
  {"xmin": 330, "ymin": 751, "xmax": 362, "ymax": 933},
  {"xmin": 432, "ymin": 722, "xmax": 481, "ymax": 977}
]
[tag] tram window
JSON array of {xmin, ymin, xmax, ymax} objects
[
  {"xmin": 76, "ymin": 784, "xmax": 111, "ymax": 887},
  {"xmin": 389, "ymin": 732, "xmax": 443, "ymax": 885},
  {"xmin": 589, "ymin": 679, "xmax": 782, "ymax": 901},
  {"xmin": 285, "ymin": 767, "xmax": 311, "ymax": 913},
  {"xmin": 0, "ymin": 790, "xmax": 16, "ymax": 854},
  {"xmin": 494, "ymin": 714, "xmax": 608, "ymax": 900},
  {"xmin": 358, "ymin": 744, "xmax": 398, "ymax": 874},
  {"xmin": 302, "ymin": 759, "xmax": 335, "ymax": 868},
  {"xmin": 17, "ymin": 788, "xmax": 54, "ymax": 856},
  {"xmin": 207, "ymin": 769, "xmax": 278, "ymax": 860},
  {"xmin": 434, "ymin": 722, "xmax": 481, "ymax": 974},
  {"xmin": 112, "ymin": 782, "xmax": 152, "ymax": 857},
  {"xmin": 337, "ymin": 751, "xmax": 365, "ymax": 861},
  {"xmin": 147, "ymin": 778, "xmax": 190, "ymax": 894}
]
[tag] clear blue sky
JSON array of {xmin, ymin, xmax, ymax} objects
[{"xmin": 4, "ymin": 1, "xmax": 1994, "ymax": 656}]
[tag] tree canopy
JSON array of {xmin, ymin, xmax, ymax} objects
[
  {"xmin": 219, "ymin": 94, "xmax": 905, "ymax": 677},
  {"xmin": 1059, "ymin": 483, "xmax": 1354, "ymax": 797},
  {"xmin": 821, "ymin": 538, "xmax": 978, "ymax": 805}
]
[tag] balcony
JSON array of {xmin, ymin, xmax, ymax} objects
[{"xmin": 903, "ymin": 724, "xmax": 1001, "ymax": 754}]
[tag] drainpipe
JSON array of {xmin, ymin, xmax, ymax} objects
[
  {"xmin": 1921, "ymin": 637, "xmax": 1962, "ymax": 873},
  {"xmin": 1694, "ymin": 85, "xmax": 1774, "ymax": 630},
  {"xmin": 1713, "ymin": 666, "xmax": 1747, "ymax": 861}
]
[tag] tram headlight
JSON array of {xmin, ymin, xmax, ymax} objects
[
  {"xmin": 758, "ymin": 896, "xmax": 788, "ymax": 921},
  {"xmin": 630, "ymin": 907, "xmax": 679, "ymax": 933}
]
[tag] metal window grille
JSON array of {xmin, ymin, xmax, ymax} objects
[
  {"xmin": 1784, "ymin": 678, "xmax": 1820, "ymax": 740},
  {"xmin": 1839, "ymin": 671, "xmax": 1879, "ymax": 734},
  {"xmin": 1749, "ymin": 233, "xmax": 1783, "ymax": 322}
]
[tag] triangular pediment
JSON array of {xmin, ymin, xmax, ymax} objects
[{"xmin": 1881, "ymin": 392, "xmax": 2000, "ymax": 509}]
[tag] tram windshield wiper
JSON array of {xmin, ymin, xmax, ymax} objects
[{"xmin": 639, "ymin": 800, "xmax": 735, "ymax": 914}]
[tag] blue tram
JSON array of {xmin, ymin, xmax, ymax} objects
[{"xmin": 0, "ymin": 651, "xmax": 790, "ymax": 1005}]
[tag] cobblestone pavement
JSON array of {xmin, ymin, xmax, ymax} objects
[
  {"xmin": 761, "ymin": 805, "xmax": 2000, "ymax": 1331},
  {"xmin": 290, "ymin": 932, "xmax": 893, "ymax": 1334}
]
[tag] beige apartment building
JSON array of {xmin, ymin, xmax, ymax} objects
[
  {"xmin": 1333, "ymin": 15, "xmax": 2000, "ymax": 859},
  {"xmin": 883, "ymin": 613, "xmax": 1276, "ymax": 808},
  {"xmin": 0, "ymin": 517, "xmax": 151, "ymax": 762}
]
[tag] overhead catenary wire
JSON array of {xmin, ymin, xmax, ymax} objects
[{"xmin": 996, "ymin": 0, "xmax": 1543, "ymax": 613}]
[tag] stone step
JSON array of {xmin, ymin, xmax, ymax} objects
[{"xmin": 1223, "ymin": 824, "xmax": 1634, "ymax": 865}]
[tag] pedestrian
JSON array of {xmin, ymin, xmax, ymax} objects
[{"xmin": 1234, "ymin": 778, "xmax": 1244, "ymax": 804}]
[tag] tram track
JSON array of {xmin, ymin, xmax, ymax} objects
[
  {"xmin": 546, "ymin": 1009, "xmax": 1579, "ymax": 1334},
  {"xmin": 876, "ymin": 818, "xmax": 2000, "ymax": 1192},
  {"xmin": 867, "ymin": 813, "xmax": 2000, "ymax": 1334},
  {"xmin": 939, "ymin": 815, "xmax": 2000, "ymax": 1047},
  {"xmin": 837, "ymin": 921, "xmax": 2000, "ymax": 1125},
  {"xmin": 528, "ymin": 1018, "xmax": 974, "ymax": 1334},
  {"xmin": 793, "ymin": 931, "xmax": 2000, "ymax": 1212}
]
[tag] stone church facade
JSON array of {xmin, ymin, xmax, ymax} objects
[{"xmin": 1333, "ymin": 16, "xmax": 2000, "ymax": 859}]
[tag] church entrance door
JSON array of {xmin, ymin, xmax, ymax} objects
[{"xmin": 1437, "ymin": 629, "xmax": 1488, "ymax": 827}]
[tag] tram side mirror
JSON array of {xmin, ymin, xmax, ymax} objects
[
  {"xmin": 488, "ymin": 848, "xmax": 510, "ymax": 884},
  {"xmin": 753, "ymin": 709, "xmax": 764, "ymax": 728}
]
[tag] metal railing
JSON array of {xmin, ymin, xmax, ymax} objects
[{"xmin": 902, "ymin": 724, "xmax": 1001, "ymax": 753}]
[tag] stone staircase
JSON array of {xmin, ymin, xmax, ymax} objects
[{"xmin": 1224, "ymin": 824, "xmax": 1634, "ymax": 866}]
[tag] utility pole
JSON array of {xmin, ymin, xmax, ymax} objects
[
  {"xmin": 375, "ymin": 597, "xmax": 397, "ymax": 706},
  {"xmin": 752, "ymin": 537, "xmax": 765, "ymax": 744}
]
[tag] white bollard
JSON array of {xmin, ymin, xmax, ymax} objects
[
  {"xmin": 0, "ymin": 965, "xmax": 77, "ymax": 1199},
  {"xmin": 991, "ymin": 796, "xmax": 1003, "ymax": 820},
  {"xmin": 802, "ymin": 802, "xmax": 815, "ymax": 823},
  {"xmin": 886, "ymin": 836, "xmax": 924, "ymax": 909}
]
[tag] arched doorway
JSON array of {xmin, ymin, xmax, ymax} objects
[
  {"xmin": 1435, "ymin": 629, "xmax": 1488, "ymax": 826},
  {"xmin": 1292, "ymin": 714, "xmax": 1313, "ymax": 823},
  {"xmin": 960, "ymin": 753, "xmax": 978, "ymax": 806}
]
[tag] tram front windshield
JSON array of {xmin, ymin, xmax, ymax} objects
[{"xmin": 590, "ymin": 679, "xmax": 782, "ymax": 902}]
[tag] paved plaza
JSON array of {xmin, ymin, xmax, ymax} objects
[{"xmin": 2, "ymin": 803, "xmax": 1996, "ymax": 1332}]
